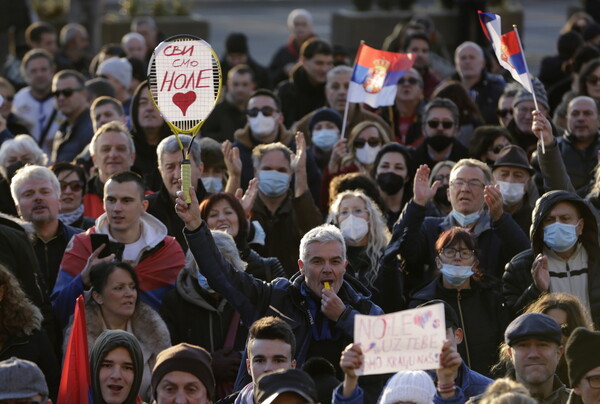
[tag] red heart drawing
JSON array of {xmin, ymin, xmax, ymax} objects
[{"xmin": 172, "ymin": 91, "xmax": 197, "ymax": 116}]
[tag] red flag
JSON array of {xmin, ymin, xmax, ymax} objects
[{"xmin": 58, "ymin": 295, "xmax": 92, "ymax": 404}]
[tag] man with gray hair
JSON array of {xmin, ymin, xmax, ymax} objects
[
  {"xmin": 11, "ymin": 165, "xmax": 82, "ymax": 290},
  {"xmin": 55, "ymin": 23, "xmax": 90, "ymax": 75},
  {"xmin": 411, "ymin": 98, "xmax": 469, "ymax": 168},
  {"xmin": 0, "ymin": 357, "xmax": 50, "ymax": 403},
  {"xmin": 146, "ymin": 134, "xmax": 208, "ymax": 251},
  {"xmin": 175, "ymin": 189, "xmax": 383, "ymax": 398},
  {"xmin": 385, "ymin": 157, "xmax": 529, "ymax": 291},
  {"xmin": 83, "ymin": 120, "xmax": 136, "ymax": 218},
  {"xmin": 450, "ymin": 41, "xmax": 505, "ymax": 124},
  {"xmin": 121, "ymin": 32, "xmax": 147, "ymax": 62},
  {"xmin": 249, "ymin": 137, "xmax": 322, "ymax": 276}
]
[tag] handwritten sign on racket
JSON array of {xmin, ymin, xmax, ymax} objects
[
  {"xmin": 354, "ymin": 303, "xmax": 445, "ymax": 376},
  {"xmin": 149, "ymin": 36, "xmax": 219, "ymax": 127}
]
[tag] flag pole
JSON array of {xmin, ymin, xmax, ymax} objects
[
  {"xmin": 341, "ymin": 41, "xmax": 364, "ymax": 139},
  {"xmin": 513, "ymin": 24, "xmax": 544, "ymax": 154}
]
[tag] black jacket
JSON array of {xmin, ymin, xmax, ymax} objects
[
  {"xmin": 503, "ymin": 190, "xmax": 600, "ymax": 326},
  {"xmin": 277, "ymin": 66, "xmax": 327, "ymax": 128},
  {"xmin": 409, "ymin": 276, "xmax": 509, "ymax": 377}
]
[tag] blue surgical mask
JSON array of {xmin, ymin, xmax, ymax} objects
[
  {"xmin": 441, "ymin": 264, "xmax": 473, "ymax": 287},
  {"xmin": 258, "ymin": 170, "xmax": 290, "ymax": 197},
  {"xmin": 201, "ymin": 176, "xmax": 223, "ymax": 193},
  {"xmin": 312, "ymin": 129, "xmax": 339, "ymax": 151},
  {"xmin": 450, "ymin": 210, "xmax": 480, "ymax": 227},
  {"xmin": 197, "ymin": 272, "xmax": 214, "ymax": 293},
  {"xmin": 544, "ymin": 221, "xmax": 579, "ymax": 252}
]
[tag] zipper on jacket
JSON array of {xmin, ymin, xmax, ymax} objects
[{"xmin": 456, "ymin": 290, "xmax": 471, "ymax": 368}]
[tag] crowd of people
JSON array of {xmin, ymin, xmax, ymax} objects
[{"xmin": 2, "ymin": 4, "xmax": 600, "ymax": 404}]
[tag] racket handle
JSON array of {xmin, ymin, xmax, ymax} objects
[{"xmin": 181, "ymin": 159, "xmax": 192, "ymax": 203}]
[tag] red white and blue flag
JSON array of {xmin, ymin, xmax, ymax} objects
[
  {"xmin": 478, "ymin": 11, "xmax": 534, "ymax": 94},
  {"xmin": 58, "ymin": 295, "xmax": 92, "ymax": 404},
  {"xmin": 347, "ymin": 43, "xmax": 415, "ymax": 108}
]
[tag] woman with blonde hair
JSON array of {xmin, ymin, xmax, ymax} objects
[
  {"xmin": 328, "ymin": 190, "xmax": 402, "ymax": 312},
  {"xmin": 480, "ymin": 378, "xmax": 536, "ymax": 404}
]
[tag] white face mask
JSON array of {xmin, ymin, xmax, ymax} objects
[
  {"xmin": 249, "ymin": 113, "xmax": 277, "ymax": 139},
  {"xmin": 340, "ymin": 214, "xmax": 369, "ymax": 243},
  {"xmin": 201, "ymin": 176, "xmax": 223, "ymax": 193},
  {"xmin": 497, "ymin": 181, "xmax": 526, "ymax": 206},
  {"xmin": 355, "ymin": 144, "xmax": 381, "ymax": 165},
  {"xmin": 312, "ymin": 129, "xmax": 339, "ymax": 151},
  {"xmin": 440, "ymin": 263, "xmax": 474, "ymax": 287}
]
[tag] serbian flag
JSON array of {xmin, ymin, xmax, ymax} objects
[
  {"xmin": 347, "ymin": 43, "xmax": 415, "ymax": 108},
  {"xmin": 478, "ymin": 11, "xmax": 534, "ymax": 94},
  {"xmin": 58, "ymin": 295, "xmax": 92, "ymax": 404}
]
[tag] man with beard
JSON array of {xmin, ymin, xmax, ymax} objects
[
  {"xmin": 411, "ymin": 98, "xmax": 469, "ymax": 169},
  {"xmin": 10, "ymin": 165, "xmax": 82, "ymax": 291}
]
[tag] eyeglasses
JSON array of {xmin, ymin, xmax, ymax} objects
[
  {"xmin": 489, "ymin": 144, "xmax": 509, "ymax": 154},
  {"xmin": 398, "ymin": 77, "xmax": 419, "ymax": 85},
  {"xmin": 52, "ymin": 88, "xmax": 83, "ymax": 98},
  {"xmin": 450, "ymin": 179, "xmax": 485, "ymax": 189},
  {"xmin": 246, "ymin": 106, "xmax": 278, "ymax": 117},
  {"xmin": 354, "ymin": 138, "xmax": 382, "ymax": 148},
  {"xmin": 584, "ymin": 375, "xmax": 600, "ymax": 389},
  {"xmin": 586, "ymin": 75, "xmax": 600, "ymax": 85},
  {"xmin": 60, "ymin": 180, "xmax": 84, "ymax": 192},
  {"xmin": 440, "ymin": 247, "xmax": 476, "ymax": 259},
  {"xmin": 426, "ymin": 120, "xmax": 454, "ymax": 129},
  {"xmin": 497, "ymin": 108, "xmax": 513, "ymax": 118}
]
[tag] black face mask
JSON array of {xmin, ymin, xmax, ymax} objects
[
  {"xmin": 434, "ymin": 185, "xmax": 450, "ymax": 206},
  {"xmin": 427, "ymin": 135, "xmax": 453, "ymax": 152},
  {"xmin": 377, "ymin": 172, "xmax": 405, "ymax": 195}
]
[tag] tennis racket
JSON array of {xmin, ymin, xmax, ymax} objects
[{"xmin": 147, "ymin": 34, "xmax": 222, "ymax": 202}]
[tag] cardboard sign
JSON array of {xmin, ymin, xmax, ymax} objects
[
  {"xmin": 354, "ymin": 303, "xmax": 446, "ymax": 375},
  {"xmin": 153, "ymin": 39, "xmax": 216, "ymax": 121}
]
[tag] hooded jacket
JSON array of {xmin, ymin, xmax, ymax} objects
[
  {"xmin": 503, "ymin": 190, "xmax": 600, "ymax": 326},
  {"xmin": 183, "ymin": 222, "xmax": 383, "ymax": 391},
  {"xmin": 89, "ymin": 329, "xmax": 145, "ymax": 404},
  {"xmin": 51, "ymin": 212, "xmax": 185, "ymax": 327},
  {"xmin": 129, "ymin": 80, "xmax": 172, "ymax": 192}
]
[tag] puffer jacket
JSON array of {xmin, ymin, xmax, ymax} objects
[
  {"xmin": 503, "ymin": 190, "xmax": 600, "ymax": 326},
  {"xmin": 409, "ymin": 276, "xmax": 509, "ymax": 377}
]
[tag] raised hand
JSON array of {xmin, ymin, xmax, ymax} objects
[
  {"xmin": 175, "ymin": 185, "xmax": 203, "ymax": 231},
  {"xmin": 81, "ymin": 244, "xmax": 115, "ymax": 287},
  {"xmin": 531, "ymin": 253, "xmax": 550, "ymax": 292},
  {"xmin": 413, "ymin": 164, "xmax": 441, "ymax": 206},
  {"xmin": 484, "ymin": 183, "xmax": 504, "ymax": 222}
]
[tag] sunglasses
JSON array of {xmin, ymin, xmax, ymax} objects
[
  {"xmin": 489, "ymin": 144, "xmax": 509, "ymax": 154},
  {"xmin": 354, "ymin": 138, "xmax": 382, "ymax": 148},
  {"xmin": 586, "ymin": 75, "xmax": 600, "ymax": 85},
  {"xmin": 52, "ymin": 88, "xmax": 82, "ymax": 98},
  {"xmin": 398, "ymin": 77, "xmax": 419, "ymax": 85},
  {"xmin": 497, "ymin": 108, "xmax": 513, "ymax": 118},
  {"xmin": 246, "ymin": 106, "xmax": 278, "ymax": 117},
  {"xmin": 60, "ymin": 180, "xmax": 84, "ymax": 192},
  {"xmin": 426, "ymin": 120, "xmax": 454, "ymax": 129}
]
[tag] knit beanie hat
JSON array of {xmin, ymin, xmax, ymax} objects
[
  {"xmin": 90, "ymin": 329, "xmax": 144, "ymax": 404},
  {"xmin": 379, "ymin": 370, "xmax": 436, "ymax": 404},
  {"xmin": 151, "ymin": 343, "xmax": 215, "ymax": 400},
  {"xmin": 512, "ymin": 77, "xmax": 549, "ymax": 111},
  {"xmin": 98, "ymin": 57, "xmax": 133, "ymax": 90},
  {"xmin": 309, "ymin": 108, "xmax": 343, "ymax": 133},
  {"xmin": 566, "ymin": 327, "xmax": 600, "ymax": 386}
]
